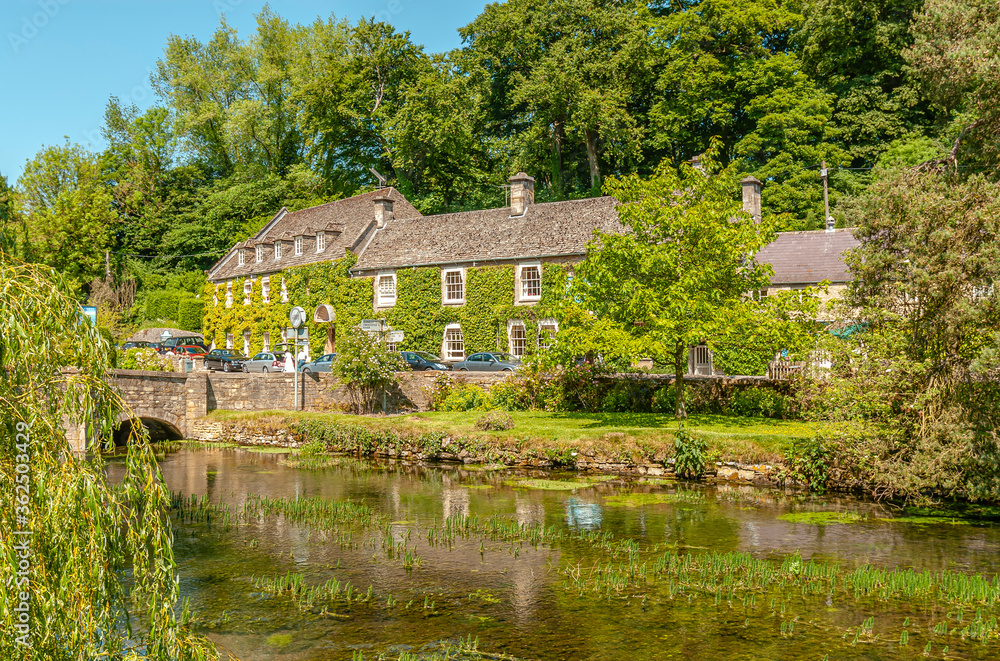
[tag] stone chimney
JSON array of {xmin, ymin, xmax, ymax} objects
[
  {"xmin": 741, "ymin": 176, "xmax": 762, "ymax": 223},
  {"xmin": 825, "ymin": 216, "xmax": 836, "ymax": 233},
  {"xmin": 509, "ymin": 172, "xmax": 535, "ymax": 216},
  {"xmin": 374, "ymin": 192, "xmax": 394, "ymax": 228}
]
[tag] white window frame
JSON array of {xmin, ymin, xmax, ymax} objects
[
  {"xmin": 213, "ymin": 285, "xmax": 219, "ymax": 308},
  {"xmin": 518, "ymin": 262, "xmax": 542, "ymax": 303},
  {"xmin": 281, "ymin": 278, "xmax": 289, "ymax": 303},
  {"xmin": 274, "ymin": 241, "xmax": 282, "ymax": 260},
  {"xmin": 255, "ymin": 244, "xmax": 263, "ymax": 263},
  {"xmin": 538, "ymin": 318, "xmax": 559, "ymax": 350},
  {"xmin": 508, "ymin": 320, "xmax": 527, "ymax": 358},
  {"xmin": 443, "ymin": 324, "xmax": 465, "ymax": 361},
  {"xmin": 237, "ymin": 250, "xmax": 245, "ymax": 266},
  {"xmin": 243, "ymin": 279, "xmax": 252, "ymax": 305},
  {"xmin": 262, "ymin": 276, "xmax": 270, "ymax": 304},
  {"xmin": 316, "ymin": 231, "xmax": 325, "ymax": 252},
  {"xmin": 442, "ymin": 268, "xmax": 465, "ymax": 305},
  {"xmin": 225, "ymin": 280, "xmax": 233, "ymax": 308},
  {"xmin": 262, "ymin": 332, "xmax": 270, "ymax": 352},
  {"xmin": 295, "ymin": 236, "xmax": 303, "ymax": 256},
  {"xmin": 377, "ymin": 271, "xmax": 397, "ymax": 307},
  {"xmin": 226, "ymin": 332, "xmax": 234, "ymax": 349},
  {"xmin": 243, "ymin": 330, "xmax": 251, "ymax": 356}
]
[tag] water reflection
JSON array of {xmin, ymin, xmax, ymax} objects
[{"xmin": 564, "ymin": 497, "xmax": 603, "ymax": 531}]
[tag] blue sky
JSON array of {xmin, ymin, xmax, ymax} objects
[{"xmin": 1, "ymin": 0, "xmax": 489, "ymax": 181}]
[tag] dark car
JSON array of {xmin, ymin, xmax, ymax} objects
[
  {"xmin": 159, "ymin": 336, "xmax": 208, "ymax": 354},
  {"xmin": 401, "ymin": 351, "xmax": 450, "ymax": 371},
  {"xmin": 120, "ymin": 340, "xmax": 152, "ymax": 351},
  {"xmin": 203, "ymin": 348, "xmax": 247, "ymax": 372},
  {"xmin": 452, "ymin": 352, "xmax": 521, "ymax": 372},
  {"xmin": 301, "ymin": 353, "xmax": 337, "ymax": 373}
]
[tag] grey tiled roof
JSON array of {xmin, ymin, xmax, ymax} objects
[
  {"xmin": 208, "ymin": 188, "xmax": 421, "ymax": 281},
  {"xmin": 353, "ymin": 196, "xmax": 623, "ymax": 271},
  {"xmin": 755, "ymin": 229, "xmax": 859, "ymax": 285}
]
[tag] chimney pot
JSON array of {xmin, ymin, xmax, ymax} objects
[
  {"xmin": 374, "ymin": 192, "xmax": 394, "ymax": 228},
  {"xmin": 509, "ymin": 172, "xmax": 535, "ymax": 216},
  {"xmin": 825, "ymin": 216, "xmax": 836, "ymax": 232},
  {"xmin": 741, "ymin": 176, "xmax": 762, "ymax": 223}
]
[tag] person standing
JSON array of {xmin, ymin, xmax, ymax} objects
[
  {"xmin": 297, "ymin": 345, "xmax": 310, "ymax": 372},
  {"xmin": 283, "ymin": 349, "xmax": 295, "ymax": 373}
]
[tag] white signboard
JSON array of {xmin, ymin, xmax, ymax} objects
[
  {"xmin": 360, "ymin": 319, "xmax": 385, "ymax": 332},
  {"xmin": 387, "ymin": 330, "xmax": 405, "ymax": 343}
]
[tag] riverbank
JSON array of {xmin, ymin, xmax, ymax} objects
[{"xmin": 187, "ymin": 410, "xmax": 834, "ymax": 486}]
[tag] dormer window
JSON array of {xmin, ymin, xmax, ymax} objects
[
  {"xmin": 274, "ymin": 242, "xmax": 282, "ymax": 260},
  {"xmin": 377, "ymin": 272, "xmax": 397, "ymax": 307},
  {"xmin": 295, "ymin": 236, "xmax": 303, "ymax": 256},
  {"xmin": 255, "ymin": 245, "xmax": 263, "ymax": 263},
  {"xmin": 238, "ymin": 250, "xmax": 245, "ymax": 266},
  {"xmin": 518, "ymin": 263, "xmax": 541, "ymax": 302},
  {"xmin": 316, "ymin": 231, "xmax": 326, "ymax": 252}
]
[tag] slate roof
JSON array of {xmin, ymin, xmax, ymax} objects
[
  {"xmin": 128, "ymin": 327, "xmax": 203, "ymax": 344},
  {"xmin": 755, "ymin": 229, "xmax": 859, "ymax": 285},
  {"xmin": 207, "ymin": 188, "xmax": 421, "ymax": 281},
  {"xmin": 352, "ymin": 196, "xmax": 623, "ymax": 272}
]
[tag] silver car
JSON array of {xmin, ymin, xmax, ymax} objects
[
  {"xmin": 301, "ymin": 353, "xmax": 337, "ymax": 373},
  {"xmin": 242, "ymin": 352, "xmax": 286, "ymax": 373},
  {"xmin": 452, "ymin": 352, "xmax": 521, "ymax": 372}
]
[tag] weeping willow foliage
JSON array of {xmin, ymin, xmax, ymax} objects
[{"xmin": 0, "ymin": 255, "xmax": 226, "ymax": 660}]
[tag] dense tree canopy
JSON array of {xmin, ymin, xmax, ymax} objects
[{"xmin": 5, "ymin": 0, "xmax": 994, "ymax": 328}]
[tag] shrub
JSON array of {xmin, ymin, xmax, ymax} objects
[
  {"xmin": 177, "ymin": 298, "xmax": 203, "ymax": 331},
  {"xmin": 783, "ymin": 434, "xmax": 830, "ymax": 492},
  {"xmin": 439, "ymin": 384, "xmax": 490, "ymax": 412},
  {"xmin": 729, "ymin": 386, "xmax": 786, "ymax": 418},
  {"xmin": 117, "ymin": 347, "xmax": 174, "ymax": 372},
  {"xmin": 298, "ymin": 439, "xmax": 327, "ymax": 456},
  {"xmin": 427, "ymin": 372, "xmax": 455, "ymax": 411},
  {"xmin": 673, "ymin": 426, "xmax": 706, "ymax": 479},
  {"xmin": 474, "ymin": 410, "xmax": 515, "ymax": 431},
  {"xmin": 600, "ymin": 378, "xmax": 655, "ymax": 413},
  {"xmin": 651, "ymin": 384, "xmax": 676, "ymax": 414},
  {"xmin": 332, "ymin": 328, "xmax": 407, "ymax": 414},
  {"xmin": 487, "ymin": 378, "xmax": 530, "ymax": 411}
]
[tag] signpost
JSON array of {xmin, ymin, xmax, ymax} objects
[
  {"xmin": 289, "ymin": 307, "xmax": 307, "ymax": 411},
  {"xmin": 360, "ymin": 319, "xmax": 386, "ymax": 333},
  {"xmin": 387, "ymin": 330, "xmax": 405, "ymax": 344}
]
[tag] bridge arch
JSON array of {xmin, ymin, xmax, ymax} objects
[{"xmin": 115, "ymin": 409, "xmax": 185, "ymax": 445}]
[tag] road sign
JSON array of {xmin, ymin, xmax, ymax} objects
[
  {"xmin": 360, "ymin": 319, "xmax": 385, "ymax": 332},
  {"xmin": 387, "ymin": 330, "xmax": 404, "ymax": 343},
  {"xmin": 285, "ymin": 327, "xmax": 309, "ymax": 342}
]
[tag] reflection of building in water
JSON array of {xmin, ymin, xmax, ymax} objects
[
  {"xmin": 515, "ymin": 495, "xmax": 546, "ymax": 527},
  {"xmin": 441, "ymin": 487, "xmax": 470, "ymax": 519},
  {"xmin": 565, "ymin": 497, "xmax": 602, "ymax": 530}
]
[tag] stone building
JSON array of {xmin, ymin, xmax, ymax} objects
[{"xmin": 205, "ymin": 173, "xmax": 857, "ymax": 367}]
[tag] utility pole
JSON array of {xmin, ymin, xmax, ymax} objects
[
  {"xmin": 820, "ymin": 161, "xmax": 832, "ymax": 230},
  {"xmin": 105, "ymin": 250, "xmax": 111, "ymax": 280}
]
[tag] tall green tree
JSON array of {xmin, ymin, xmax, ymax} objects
[
  {"xmin": 796, "ymin": 0, "xmax": 932, "ymax": 167},
  {"xmin": 15, "ymin": 142, "xmax": 117, "ymax": 285},
  {"xmin": 574, "ymin": 151, "xmax": 816, "ymax": 417},
  {"xmin": 906, "ymin": 0, "xmax": 1000, "ymax": 166},
  {"xmin": 461, "ymin": 0, "xmax": 653, "ymax": 194},
  {"xmin": 649, "ymin": 0, "xmax": 843, "ymax": 227}
]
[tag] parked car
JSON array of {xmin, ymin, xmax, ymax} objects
[
  {"xmin": 173, "ymin": 345, "xmax": 208, "ymax": 358},
  {"xmin": 159, "ymin": 336, "xmax": 208, "ymax": 354},
  {"xmin": 301, "ymin": 353, "xmax": 337, "ymax": 373},
  {"xmin": 243, "ymin": 352, "xmax": 285, "ymax": 373},
  {"xmin": 120, "ymin": 340, "xmax": 152, "ymax": 351},
  {"xmin": 452, "ymin": 352, "xmax": 521, "ymax": 372},
  {"xmin": 400, "ymin": 351, "xmax": 450, "ymax": 371},
  {"xmin": 203, "ymin": 348, "xmax": 247, "ymax": 372}
]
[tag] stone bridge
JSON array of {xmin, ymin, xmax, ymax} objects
[{"xmin": 92, "ymin": 369, "xmax": 501, "ymax": 452}]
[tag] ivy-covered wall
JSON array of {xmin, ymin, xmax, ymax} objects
[{"xmin": 202, "ymin": 255, "xmax": 572, "ymax": 358}]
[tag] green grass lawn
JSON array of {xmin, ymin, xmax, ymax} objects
[{"xmin": 208, "ymin": 409, "xmax": 834, "ymax": 464}]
